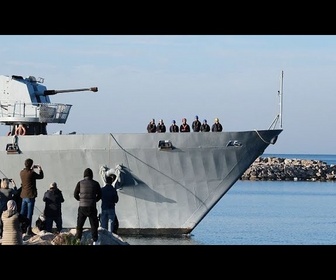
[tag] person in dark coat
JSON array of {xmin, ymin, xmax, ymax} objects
[
  {"xmin": 147, "ymin": 119, "xmax": 156, "ymax": 133},
  {"xmin": 156, "ymin": 119, "xmax": 166, "ymax": 133},
  {"xmin": 19, "ymin": 158, "xmax": 44, "ymax": 235},
  {"xmin": 74, "ymin": 168, "xmax": 102, "ymax": 244},
  {"xmin": 200, "ymin": 119, "xmax": 210, "ymax": 132},
  {"xmin": 192, "ymin": 115, "xmax": 201, "ymax": 132},
  {"xmin": 43, "ymin": 182, "xmax": 65, "ymax": 233},
  {"xmin": 169, "ymin": 120, "xmax": 179, "ymax": 132},
  {"xmin": 211, "ymin": 118, "xmax": 223, "ymax": 132},
  {"xmin": 100, "ymin": 175, "xmax": 119, "ymax": 234}
]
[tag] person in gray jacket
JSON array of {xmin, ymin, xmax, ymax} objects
[{"xmin": 74, "ymin": 168, "xmax": 102, "ymax": 244}]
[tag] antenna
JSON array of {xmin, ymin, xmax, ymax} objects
[
  {"xmin": 269, "ymin": 70, "xmax": 284, "ymax": 130},
  {"xmin": 279, "ymin": 70, "xmax": 284, "ymax": 128}
]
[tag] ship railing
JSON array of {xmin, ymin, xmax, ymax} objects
[{"xmin": 0, "ymin": 101, "xmax": 72, "ymax": 124}]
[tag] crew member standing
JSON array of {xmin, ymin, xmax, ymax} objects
[
  {"xmin": 147, "ymin": 119, "xmax": 156, "ymax": 133},
  {"xmin": 192, "ymin": 115, "xmax": 201, "ymax": 132},
  {"xmin": 211, "ymin": 118, "xmax": 223, "ymax": 132},
  {"xmin": 156, "ymin": 119, "xmax": 166, "ymax": 133},
  {"xmin": 180, "ymin": 118, "xmax": 190, "ymax": 132},
  {"xmin": 169, "ymin": 120, "xmax": 179, "ymax": 132},
  {"xmin": 200, "ymin": 119, "xmax": 210, "ymax": 132}
]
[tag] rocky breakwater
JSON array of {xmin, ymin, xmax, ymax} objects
[{"xmin": 241, "ymin": 157, "xmax": 336, "ymax": 181}]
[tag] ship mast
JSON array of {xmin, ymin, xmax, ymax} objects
[
  {"xmin": 269, "ymin": 70, "xmax": 284, "ymax": 130},
  {"xmin": 279, "ymin": 70, "xmax": 284, "ymax": 128}
]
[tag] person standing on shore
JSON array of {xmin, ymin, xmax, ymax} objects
[
  {"xmin": 20, "ymin": 158, "xmax": 44, "ymax": 236},
  {"xmin": 1, "ymin": 200, "xmax": 29, "ymax": 245},
  {"xmin": 74, "ymin": 167, "xmax": 102, "ymax": 245},
  {"xmin": 0, "ymin": 178, "xmax": 18, "ymax": 238},
  {"xmin": 100, "ymin": 174, "xmax": 119, "ymax": 234},
  {"xmin": 43, "ymin": 182, "xmax": 65, "ymax": 233}
]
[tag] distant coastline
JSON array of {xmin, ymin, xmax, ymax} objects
[
  {"xmin": 241, "ymin": 155, "xmax": 336, "ymax": 181},
  {"xmin": 264, "ymin": 153, "xmax": 336, "ymax": 166}
]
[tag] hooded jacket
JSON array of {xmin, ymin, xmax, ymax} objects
[
  {"xmin": 74, "ymin": 168, "xmax": 102, "ymax": 207},
  {"xmin": 1, "ymin": 200, "xmax": 29, "ymax": 245}
]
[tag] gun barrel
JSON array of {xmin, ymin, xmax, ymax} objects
[{"xmin": 43, "ymin": 87, "xmax": 98, "ymax": 95}]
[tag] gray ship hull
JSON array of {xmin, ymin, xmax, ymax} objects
[{"xmin": 0, "ymin": 129, "xmax": 282, "ymax": 236}]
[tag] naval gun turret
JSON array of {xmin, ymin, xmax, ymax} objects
[{"xmin": 0, "ymin": 75, "xmax": 98, "ymax": 135}]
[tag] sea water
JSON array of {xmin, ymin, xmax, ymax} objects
[{"xmin": 122, "ymin": 154, "xmax": 336, "ymax": 245}]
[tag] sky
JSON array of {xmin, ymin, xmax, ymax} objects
[{"xmin": 0, "ymin": 35, "xmax": 334, "ymax": 155}]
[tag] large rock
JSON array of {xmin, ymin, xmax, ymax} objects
[{"xmin": 21, "ymin": 227, "xmax": 129, "ymax": 245}]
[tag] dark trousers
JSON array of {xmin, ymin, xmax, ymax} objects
[
  {"xmin": 0, "ymin": 210, "xmax": 3, "ymax": 237},
  {"xmin": 45, "ymin": 215, "xmax": 63, "ymax": 233},
  {"xmin": 75, "ymin": 206, "xmax": 99, "ymax": 242}
]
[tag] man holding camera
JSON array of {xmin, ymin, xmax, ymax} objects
[{"xmin": 20, "ymin": 158, "xmax": 44, "ymax": 235}]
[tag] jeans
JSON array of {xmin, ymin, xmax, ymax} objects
[
  {"xmin": 100, "ymin": 208, "xmax": 116, "ymax": 233},
  {"xmin": 20, "ymin": 197, "xmax": 35, "ymax": 228}
]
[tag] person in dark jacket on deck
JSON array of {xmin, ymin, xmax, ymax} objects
[
  {"xmin": 169, "ymin": 120, "xmax": 179, "ymax": 132},
  {"xmin": 156, "ymin": 119, "xmax": 166, "ymax": 133},
  {"xmin": 200, "ymin": 119, "xmax": 210, "ymax": 132},
  {"xmin": 147, "ymin": 119, "xmax": 156, "ymax": 133},
  {"xmin": 74, "ymin": 168, "xmax": 102, "ymax": 244},
  {"xmin": 192, "ymin": 115, "xmax": 201, "ymax": 132},
  {"xmin": 211, "ymin": 118, "xmax": 223, "ymax": 132}
]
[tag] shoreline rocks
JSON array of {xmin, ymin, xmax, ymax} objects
[
  {"xmin": 0, "ymin": 227, "xmax": 130, "ymax": 245},
  {"xmin": 241, "ymin": 156, "xmax": 336, "ymax": 182}
]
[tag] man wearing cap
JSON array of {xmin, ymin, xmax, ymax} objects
[
  {"xmin": 201, "ymin": 119, "xmax": 210, "ymax": 132},
  {"xmin": 169, "ymin": 120, "xmax": 179, "ymax": 132},
  {"xmin": 192, "ymin": 115, "xmax": 201, "ymax": 132},
  {"xmin": 42, "ymin": 182, "xmax": 65, "ymax": 233}
]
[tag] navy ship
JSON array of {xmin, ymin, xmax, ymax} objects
[{"xmin": 0, "ymin": 73, "xmax": 283, "ymax": 236}]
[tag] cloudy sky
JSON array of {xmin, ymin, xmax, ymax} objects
[{"xmin": 0, "ymin": 35, "xmax": 334, "ymax": 155}]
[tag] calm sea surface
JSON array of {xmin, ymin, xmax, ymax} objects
[{"xmin": 122, "ymin": 154, "xmax": 336, "ymax": 245}]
